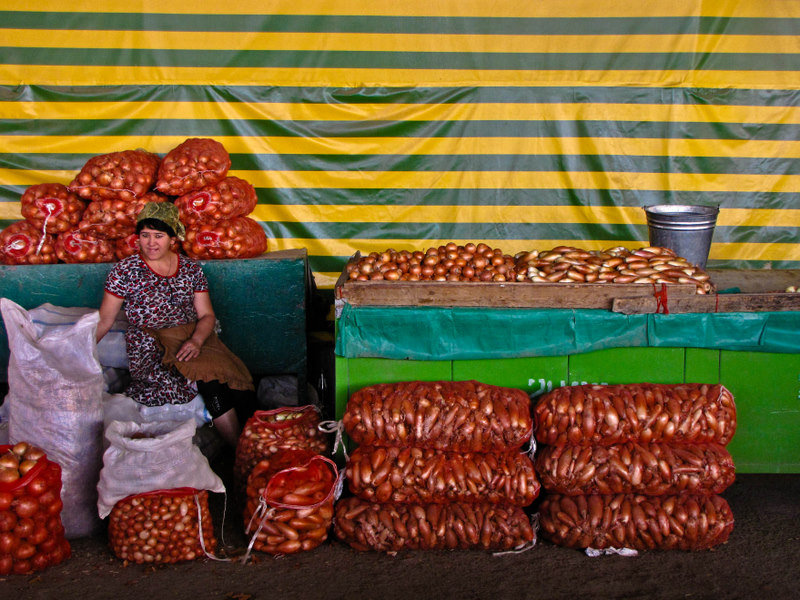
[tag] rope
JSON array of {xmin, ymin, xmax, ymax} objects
[
  {"xmin": 241, "ymin": 497, "xmax": 276, "ymax": 565},
  {"xmin": 652, "ymin": 282, "xmax": 669, "ymax": 314},
  {"xmin": 35, "ymin": 202, "xmax": 54, "ymax": 255},
  {"xmin": 193, "ymin": 492, "xmax": 231, "ymax": 562},
  {"xmin": 585, "ymin": 546, "xmax": 639, "ymax": 557},
  {"xmin": 318, "ymin": 419, "xmax": 349, "ymax": 462}
]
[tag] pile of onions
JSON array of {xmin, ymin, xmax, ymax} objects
[
  {"xmin": 175, "ymin": 176, "xmax": 257, "ymax": 227},
  {"xmin": 107, "ymin": 488, "xmax": 216, "ymax": 564},
  {"xmin": 0, "ymin": 221, "xmax": 57, "ymax": 265},
  {"xmin": 156, "ymin": 138, "xmax": 231, "ymax": 197},
  {"xmin": 69, "ymin": 149, "xmax": 161, "ymax": 203},
  {"xmin": 182, "ymin": 216, "xmax": 267, "ymax": 260},
  {"xmin": 0, "ymin": 442, "xmax": 71, "ymax": 575},
  {"xmin": 20, "ymin": 183, "xmax": 86, "ymax": 235},
  {"xmin": 78, "ymin": 191, "xmax": 169, "ymax": 240},
  {"xmin": 54, "ymin": 230, "xmax": 115, "ymax": 263}
]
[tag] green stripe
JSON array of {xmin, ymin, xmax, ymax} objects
[
  {"xmin": 4, "ymin": 119, "xmax": 798, "ymax": 141},
  {"xmin": 1, "ymin": 12, "xmax": 796, "ymax": 36},
  {"xmin": 3, "ymin": 85, "xmax": 798, "ymax": 108},
  {"xmin": 2, "ymin": 47, "xmax": 796, "ymax": 71}
]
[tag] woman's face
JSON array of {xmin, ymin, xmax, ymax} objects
[{"xmin": 137, "ymin": 227, "xmax": 174, "ymax": 262}]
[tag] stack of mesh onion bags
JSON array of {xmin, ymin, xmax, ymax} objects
[
  {"xmin": 335, "ymin": 381, "xmax": 540, "ymax": 552},
  {"xmin": 234, "ymin": 406, "xmax": 336, "ymax": 555},
  {"xmin": 0, "ymin": 137, "xmax": 267, "ymax": 265},
  {"xmin": 533, "ymin": 383, "xmax": 736, "ymax": 551}
]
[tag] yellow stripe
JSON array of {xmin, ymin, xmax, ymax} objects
[
  {"xmin": 3, "ymin": 135, "xmax": 799, "ymax": 161},
  {"xmin": 3, "ymin": 1, "xmax": 795, "ymax": 18},
  {"xmin": 252, "ymin": 205, "xmax": 800, "ymax": 227},
  {"xmin": 2, "ymin": 168, "xmax": 798, "ymax": 194},
  {"xmin": 3, "ymin": 101, "xmax": 800, "ymax": 126},
  {"xmin": 1, "ymin": 66, "xmax": 796, "ymax": 90},
  {"xmin": 264, "ymin": 238, "xmax": 800, "ymax": 263},
  {"xmin": 5, "ymin": 29, "xmax": 799, "ymax": 55}
]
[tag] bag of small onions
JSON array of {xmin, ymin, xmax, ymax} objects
[
  {"xmin": 0, "ymin": 442, "xmax": 71, "ymax": 576},
  {"xmin": 20, "ymin": 183, "xmax": 86, "ymax": 235},
  {"xmin": 175, "ymin": 176, "xmax": 257, "ymax": 227},
  {"xmin": 78, "ymin": 191, "xmax": 169, "ymax": 240},
  {"xmin": 234, "ymin": 406, "xmax": 329, "ymax": 499},
  {"xmin": 69, "ymin": 149, "xmax": 161, "ymax": 203},
  {"xmin": 156, "ymin": 138, "xmax": 231, "ymax": 197},
  {"xmin": 108, "ymin": 488, "xmax": 217, "ymax": 564},
  {"xmin": 243, "ymin": 451, "xmax": 338, "ymax": 557},
  {"xmin": 0, "ymin": 221, "xmax": 57, "ymax": 265},
  {"xmin": 54, "ymin": 229, "xmax": 115, "ymax": 263},
  {"xmin": 183, "ymin": 216, "xmax": 268, "ymax": 260}
]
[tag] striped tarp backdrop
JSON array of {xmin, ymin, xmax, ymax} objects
[{"xmin": 1, "ymin": 1, "xmax": 799, "ymax": 286}]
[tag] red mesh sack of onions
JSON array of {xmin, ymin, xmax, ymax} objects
[
  {"xmin": 69, "ymin": 149, "xmax": 161, "ymax": 203},
  {"xmin": 343, "ymin": 380, "xmax": 533, "ymax": 453},
  {"xmin": 0, "ymin": 221, "xmax": 57, "ymax": 265},
  {"xmin": 244, "ymin": 452, "xmax": 337, "ymax": 555},
  {"xmin": 0, "ymin": 442, "xmax": 71, "ymax": 576},
  {"xmin": 334, "ymin": 497, "xmax": 535, "ymax": 552},
  {"xmin": 79, "ymin": 191, "xmax": 169, "ymax": 240},
  {"xmin": 20, "ymin": 183, "xmax": 86, "ymax": 235},
  {"xmin": 183, "ymin": 216, "xmax": 267, "ymax": 260},
  {"xmin": 107, "ymin": 488, "xmax": 217, "ymax": 564},
  {"xmin": 175, "ymin": 176, "xmax": 257, "ymax": 227},
  {"xmin": 156, "ymin": 138, "xmax": 231, "ymax": 197},
  {"xmin": 55, "ymin": 230, "xmax": 115, "ymax": 264},
  {"xmin": 538, "ymin": 493, "xmax": 734, "ymax": 551},
  {"xmin": 533, "ymin": 383, "xmax": 737, "ymax": 447},
  {"xmin": 535, "ymin": 442, "xmax": 736, "ymax": 497},
  {"xmin": 347, "ymin": 445, "xmax": 540, "ymax": 506},
  {"xmin": 234, "ymin": 407, "xmax": 329, "ymax": 499}
]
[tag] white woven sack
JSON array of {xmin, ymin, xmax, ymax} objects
[
  {"xmin": 97, "ymin": 419, "xmax": 225, "ymax": 518},
  {"xmin": 1, "ymin": 297, "xmax": 104, "ymax": 538}
]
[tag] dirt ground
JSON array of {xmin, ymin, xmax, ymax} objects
[{"xmin": 2, "ymin": 446, "xmax": 798, "ymax": 600}]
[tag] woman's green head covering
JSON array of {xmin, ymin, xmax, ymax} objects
[{"xmin": 136, "ymin": 201, "xmax": 186, "ymax": 241}]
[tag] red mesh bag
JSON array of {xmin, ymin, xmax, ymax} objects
[
  {"xmin": 234, "ymin": 407, "xmax": 329, "ymax": 498},
  {"xmin": 175, "ymin": 176, "xmax": 257, "ymax": 227},
  {"xmin": 343, "ymin": 380, "xmax": 533, "ymax": 452},
  {"xmin": 244, "ymin": 453, "xmax": 337, "ymax": 555},
  {"xmin": 534, "ymin": 383, "xmax": 736, "ymax": 446},
  {"xmin": 69, "ymin": 149, "xmax": 160, "ymax": 203},
  {"xmin": 334, "ymin": 497, "xmax": 535, "ymax": 552},
  {"xmin": 107, "ymin": 488, "xmax": 216, "ymax": 564},
  {"xmin": 156, "ymin": 138, "xmax": 231, "ymax": 197},
  {"xmin": 0, "ymin": 221, "xmax": 57, "ymax": 265},
  {"xmin": 183, "ymin": 216, "xmax": 267, "ymax": 260},
  {"xmin": 79, "ymin": 191, "xmax": 169, "ymax": 239},
  {"xmin": 0, "ymin": 443, "xmax": 71, "ymax": 576},
  {"xmin": 20, "ymin": 183, "xmax": 86, "ymax": 235},
  {"xmin": 54, "ymin": 230, "xmax": 115, "ymax": 263},
  {"xmin": 539, "ymin": 493, "xmax": 734, "ymax": 551},
  {"xmin": 347, "ymin": 445, "xmax": 540, "ymax": 506},
  {"xmin": 535, "ymin": 442, "xmax": 735, "ymax": 496}
]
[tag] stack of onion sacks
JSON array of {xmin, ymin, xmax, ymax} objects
[
  {"xmin": 335, "ymin": 380, "xmax": 539, "ymax": 552},
  {"xmin": 0, "ymin": 221, "xmax": 58, "ymax": 265},
  {"xmin": 0, "ymin": 443, "xmax": 71, "ymax": 575},
  {"xmin": 243, "ymin": 449, "xmax": 337, "ymax": 556},
  {"xmin": 533, "ymin": 383, "xmax": 737, "ymax": 551}
]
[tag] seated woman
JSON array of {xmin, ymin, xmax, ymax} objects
[{"xmin": 96, "ymin": 202, "xmax": 251, "ymax": 447}]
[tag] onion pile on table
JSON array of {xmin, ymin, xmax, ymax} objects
[
  {"xmin": 345, "ymin": 243, "xmax": 712, "ymax": 293},
  {"xmin": 533, "ymin": 383, "xmax": 736, "ymax": 551},
  {"xmin": 335, "ymin": 380, "xmax": 539, "ymax": 552},
  {"xmin": 0, "ymin": 443, "xmax": 71, "ymax": 575}
]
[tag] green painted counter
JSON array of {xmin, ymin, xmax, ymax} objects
[
  {"xmin": 0, "ymin": 249, "xmax": 310, "ymax": 386},
  {"xmin": 335, "ymin": 307, "xmax": 800, "ymax": 474}
]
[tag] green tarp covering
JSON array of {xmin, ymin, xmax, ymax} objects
[{"xmin": 335, "ymin": 304, "xmax": 800, "ymax": 360}]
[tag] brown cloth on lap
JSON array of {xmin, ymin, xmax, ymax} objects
[{"xmin": 145, "ymin": 322, "xmax": 254, "ymax": 391}]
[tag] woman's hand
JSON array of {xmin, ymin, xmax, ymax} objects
[{"xmin": 176, "ymin": 338, "xmax": 202, "ymax": 361}]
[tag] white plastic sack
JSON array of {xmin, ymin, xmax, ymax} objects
[
  {"xmin": 102, "ymin": 392, "xmax": 210, "ymax": 433},
  {"xmin": 1, "ymin": 297, "xmax": 105, "ymax": 538},
  {"xmin": 28, "ymin": 303, "xmax": 129, "ymax": 369},
  {"xmin": 97, "ymin": 419, "xmax": 225, "ymax": 518}
]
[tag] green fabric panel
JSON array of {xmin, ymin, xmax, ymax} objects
[{"xmin": 335, "ymin": 304, "xmax": 800, "ymax": 360}]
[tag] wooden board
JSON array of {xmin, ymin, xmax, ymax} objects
[
  {"xmin": 612, "ymin": 292, "xmax": 800, "ymax": 314},
  {"xmin": 706, "ymin": 268, "xmax": 800, "ymax": 294}
]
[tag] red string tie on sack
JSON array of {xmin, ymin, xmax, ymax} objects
[{"xmin": 652, "ymin": 283, "xmax": 669, "ymax": 314}]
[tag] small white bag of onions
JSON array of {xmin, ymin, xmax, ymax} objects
[
  {"xmin": 156, "ymin": 138, "xmax": 231, "ymax": 197},
  {"xmin": 0, "ymin": 221, "xmax": 57, "ymax": 265},
  {"xmin": 0, "ymin": 442, "xmax": 71, "ymax": 576},
  {"xmin": 69, "ymin": 149, "xmax": 161, "ymax": 203},
  {"xmin": 20, "ymin": 183, "xmax": 86, "ymax": 235},
  {"xmin": 108, "ymin": 488, "xmax": 217, "ymax": 564}
]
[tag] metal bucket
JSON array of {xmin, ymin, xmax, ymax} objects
[{"xmin": 643, "ymin": 204, "xmax": 719, "ymax": 269}]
